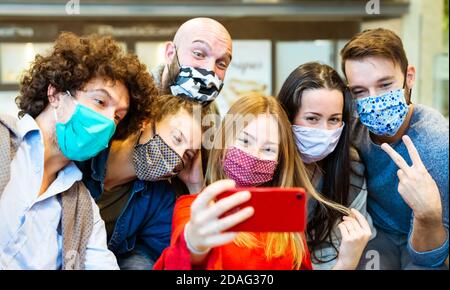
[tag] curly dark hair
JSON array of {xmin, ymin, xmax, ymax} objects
[{"xmin": 16, "ymin": 32, "xmax": 157, "ymax": 140}]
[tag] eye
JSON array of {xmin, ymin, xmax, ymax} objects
[
  {"xmin": 94, "ymin": 98, "xmax": 105, "ymax": 106},
  {"xmin": 238, "ymin": 137, "xmax": 249, "ymax": 145},
  {"xmin": 306, "ymin": 117, "xmax": 319, "ymax": 122},
  {"xmin": 264, "ymin": 147, "xmax": 276, "ymax": 154},
  {"xmin": 172, "ymin": 134, "xmax": 182, "ymax": 145},
  {"xmin": 217, "ymin": 61, "xmax": 228, "ymax": 70},
  {"xmin": 192, "ymin": 50, "xmax": 205, "ymax": 58},
  {"xmin": 329, "ymin": 118, "xmax": 341, "ymax": 124},
  {"xmin": 381, "ymin": 82, "xmax": 393, "ymax": 88}
]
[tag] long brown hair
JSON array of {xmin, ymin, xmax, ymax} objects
[
  {"xmin": 205, "ymin": 93, "xmax": 349, "ymax": 269},
  {"xmin": 277, "ymin": 62, "xmax": 352, "ymax": 264}
]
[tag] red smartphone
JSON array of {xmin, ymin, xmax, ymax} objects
[{"xmin": 216, "ymin": 187, "xmax": 306, "ymax": 232}]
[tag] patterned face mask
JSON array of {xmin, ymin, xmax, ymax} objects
[
  {"xmin": 223, "ymin": 147, "xmax": 278, "ymax": 187},
  {"xmin": 170, "ymin": 66, "xmax": 223, "ymax": 105},
  {"xmin": 356, "ymin": 88, "xmax": 409, "ymax": 137},
  {"xmin": 169, "ymin": 47, "xmax": 223, "ymax": 105},
  {"xmin": 133, "ymin": 124, "xmax": 184, "ymax": 181}
]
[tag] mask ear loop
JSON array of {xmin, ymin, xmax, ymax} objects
[
  {"xmin": 166, "ymin": 43, "xmax": 181, "ymax": 72},
  {"xmin": 172, "ymin": 43, "xmax": 182, "ymax": 68},
  {"xmin": 53, "ymin": 90, "xmax": 76, "ymax": 123},
  {"xmin": 134, "ymin": 121, "xmax": 155, "ymax": 147},
  {"xmin": 166, "ymin": 43, "xmax": 182, "ymax": 90}
]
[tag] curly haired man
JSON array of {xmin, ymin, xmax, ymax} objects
[{"xmin": 0, "ymin": 32, "xmax": 158, "ymax": 270}]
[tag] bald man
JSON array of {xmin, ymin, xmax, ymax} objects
[
  {"xmin": 153, "ymin": 17, "xmax": 233, "ymax": 98},
  {"xmin": 152, "ymin": 18, "xmax": 233, "ymax": 198}
]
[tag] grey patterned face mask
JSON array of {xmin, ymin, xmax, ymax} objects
[
  {"xmin": 133, "ymin": 124, "xmax": 184, "ymax": 181},
  {"xmin": 168, "ymin": 46, "xmax": 224, "ymax": 105},
  {"xmin": 170, "ymin": 65, "xmax": 223, "ymax": 105}
]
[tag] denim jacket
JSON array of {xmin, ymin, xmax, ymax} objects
[{"xmin": 76, "ymin": 148, "xmax": 176, "ymax": 262}]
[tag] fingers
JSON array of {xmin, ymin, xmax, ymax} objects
[
  {"xmin": 397, "ymin": 169, "xmax": 404, "ymax": 179},
  {"xmin": 192, "ymin": 179, "xmax": 236, "ymax": 211},
  {"xmin": 342, "ymin": 217, "xmax": 358, "ymax": 234},
  {"xmin": 194, "ymin": 190, "xmax": 251, "ymax": 225},
  {"xmin": 338, "ymin": 223, "xmax": 350, "ymax": 240},
  {"xmin": 198, "ymin": 206, "xmax": 254, "ymax": 235},
  {"xmin": 402, "ymin": 135, "xmax": 425, "ymax": 169},
  {"xmin": 350, "ymin": 209, "xmax": 372, "ymax": 236},
  {"xmin": 381, "ymin": 142, "xmax": 410, "ymax": 172}
]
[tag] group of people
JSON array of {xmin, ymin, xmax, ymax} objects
[{"xmin": 0, "ymin": 17, "xmax": 448, "ymax": 270}]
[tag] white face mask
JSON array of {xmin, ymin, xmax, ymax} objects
[{"xmin": 292, "ymin": 123, "xmax": 345, "ymax": 164}]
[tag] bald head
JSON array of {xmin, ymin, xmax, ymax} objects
[
  {"xmin": 162, "ymin": 18, "xmax": 233, "ymax": 88},
  {"xmin": 173, "ymin": 18, "xmax": 232, "ymax": 48}
]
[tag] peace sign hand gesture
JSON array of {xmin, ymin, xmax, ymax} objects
[{"xmin": 381, "ymin": 135, "xmax": 442, "ymax": 224}]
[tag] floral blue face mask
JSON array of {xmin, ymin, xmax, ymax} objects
[{"xmin": 355, "ymin": 88, "xmax": 409, "ymax": 137}]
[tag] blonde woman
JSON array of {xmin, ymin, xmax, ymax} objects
[{"xmin": 154, "ymin": 94, "xmax": 366, "ymax": 270}]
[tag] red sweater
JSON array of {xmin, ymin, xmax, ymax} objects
[{"xmin": 154, "ymin": 194, "xmax": 312, "ymax": 270}]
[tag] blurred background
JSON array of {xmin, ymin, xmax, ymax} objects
[{"xmin": 0, "ymin": 0, "xmax": 448, "ymax": 117}]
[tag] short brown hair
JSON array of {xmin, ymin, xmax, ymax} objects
[
  {"xmin": 340, "ymin": 28, "xmax": 409, "ymax": 78},
  {"xmin": 148, "ymin": 94, "xmax": 208, "ymax": 123},
  {"xmin": 16, "ymin": 32, "xmax": 158, "ymax": 140}
]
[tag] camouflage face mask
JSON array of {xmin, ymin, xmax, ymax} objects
[
  {"xmin": 132, "ymin": 124, "xmax": 184, "ymax": 181},
  {"xmin": 170, "ymin": 65, "xmax": 224, "ymax": 105}
]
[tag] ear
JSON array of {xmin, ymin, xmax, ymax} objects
[
  {"xmin": 164, "ymin": 41, "xmax": 176, "ymax": 65},
  {"xmin": 47, "ymin": 84, "xmax": 61, "ymax": 109},
  {"xmin": 405, "ymin": 65, "xmax": 416, "ymax": 90}
]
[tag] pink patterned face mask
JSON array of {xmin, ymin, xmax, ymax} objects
[{"xmin": 223, "ymin": 147, "xmax": 278, "ymax": 187}]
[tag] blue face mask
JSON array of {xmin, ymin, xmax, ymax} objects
[
  {"xmin": 55, "ymin": 91, "xmax": 116, "ymax": 161},
  {"xmin": 356, "ymin": 88, "xmax": 409, "ymax": 136}
]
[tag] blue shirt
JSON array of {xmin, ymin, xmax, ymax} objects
[
  {"xmin": 76, "ymin": 147, "xmax": 176, "ymax": 262},
  {"xmin": 0, "ymin": 114, "xmax": 118, "ymax": 270},
  {"xmin": 352, "ymin": 104, "xmax": 449, "ymax": 267}
]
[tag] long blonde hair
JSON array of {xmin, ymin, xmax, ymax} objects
[{"xmin": 205, "ymin": 94, "xmax": 350, "ymax": 269}]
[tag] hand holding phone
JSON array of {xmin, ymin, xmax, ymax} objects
[{"xmin": 185, "ymin": 180, "xmax": 255, "ymax": 254}]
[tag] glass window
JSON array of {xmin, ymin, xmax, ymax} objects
[
  {"xmin": 135, "ymin": 41, "xmax": 167, "ymax": 72},
  {"xmin": 0, "ymin": 43, "xmax": 52, "ymax": 84},
  {"xmin": 217, "ymin": 40, "xmax": 272, "ymax": 116},
  {"xmin": 275, "ymin": 40, "xmax": 334, "ymax": 93}
]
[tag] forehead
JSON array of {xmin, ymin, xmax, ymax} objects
[
  {"xmin": 83, "ymin": 77, "xmax": 130, "ymax": 106},
  {"xmin": 300, "ymin": 89, "xmax": 343, "ymax": 113},
  {"xmin": 241, "ymin": 114, "xmax": 279, "ymax": 140},
  {"xmin": 345, "ymin": 56, "xmax": 403, "ymax": 86},
  {"xmin": 184, "ymin": 29, "xmax": 232, "ymax": 55},
  {"xmin": 162, "ymin": 109, "xmax": 202, "ymax": 140}
]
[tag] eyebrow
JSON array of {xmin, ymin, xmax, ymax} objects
[
  {"xmin": 91, "ymin": 88, "xmax": 112, "ymax": 100},
  {"xmin": 242, "ymin": 131, "xmax": 256, "ymax": 142},
  {"xmin": 377, "ymin": 76, "xmax": 395, "ymax": 83},
  {"xmin": 304, "ymin": 112, "xmax": 342, "ymax": 118},
  {"xmin": 349, "ymin": 76, "xmax": 396, "ymax": 90},
  {"xmin": 192, "ymin": 39, "xmax": 232, "ymax": 63},
  {"xmin": 91, "ymin": 88, "xmax": 128, "ymax": 111}
]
